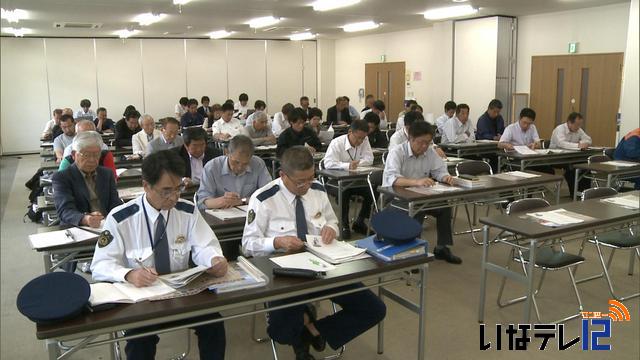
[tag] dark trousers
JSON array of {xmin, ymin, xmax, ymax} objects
[
  {"xmin": 561, "ymin": 165, "xmax": 590, "ymax": 197},
  {"xmin": 267, "ymin": 283, "xmax": 386, "ymax": 350},
  {"xmin": 124, "ymin": 313, "xmax": 225, "ymax": 360},
  {"xmin": 327, "ymin": 185, "xmax": 373, "ymax": 226},
  {"xmin": 413, "ymin": 207, "xmax": 453, "ymax": 247}
]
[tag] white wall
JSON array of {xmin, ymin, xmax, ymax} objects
[
  {"xmin": 619, "ymin": 0, "xmax": 639, "ymax": 137},
  {"xmin": 516, "ymin": 3, "xmax": 630, "ymax": 94},
  {"xmin": 317, "ymin": 39, "xmax": 336, "ymax": 113}
]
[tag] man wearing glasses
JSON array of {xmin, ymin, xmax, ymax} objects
[
  {"xmin": 242, "ymin": 146, "xmax": 386, "ymax": 360},
  {"xmin": 91, "ymin": 150, "xmax": 228, "ymax": 360}
]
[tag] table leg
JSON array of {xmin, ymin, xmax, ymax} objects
[
  {"xmin": 377, "ymin": 277, "xmax": 384, "ymax": 354},
  {"xmin": 523, "ymin": 239, "xmax": 536, "ymax": 323},
  {"xmin": 607, "ymin": 173, "xmax": 613, "ymax": 188},
  {"xmin": 337, "ymin": 180, "xmax": 344, "ymax": 233},
  {"xmin": 43, "ymin": 253, "xmax": 53, "ymax": 273},
  {"xmin": 478, "ymin": 225, "xmax": 490, "ymax": 323},
  {"xmin": 555, "ymin": 181, "xmax": 561, "ymax": 205},
  {"xmin": 417, "ymin": 264, "xmax": 428, "ymax": 360},
  {"xmin": 46, "ymin": 339, "xmax": 59, "ymax": 360},
  {"xmin": 573, "ymin": 168, "xmax": 581, "ymax": 201}
]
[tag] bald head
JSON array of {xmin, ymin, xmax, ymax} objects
[{"xmin": 76, "ymin": 119, "xmax": 96, "ymax": 133}]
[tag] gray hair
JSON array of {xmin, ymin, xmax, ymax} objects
[
  {"xmin": 139, "ymin": 114, "xmax": 154, "ymax": 126},
  {"xmin": 253, "ymin": 111, "xmax": 268, "ymax": 123},
  {"xmin": 72, "ymin": 131, "xmax": 104, "ymax": 152},
  {"xmin": 281, "ymin": 146, "xmax": 314, "ymax": 174},
  {"xmin": 228, "ymin": 134, "xmax": 255, "ymax": 156},
  {"xmin": 75, "ymin": 119, "xmax": 96, "ymax": 132}
]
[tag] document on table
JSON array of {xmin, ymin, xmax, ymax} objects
[
  {"xmin": 513, "ymin": 145, "xmax": 537, "ymax": 155},
  {"xmin": 350, "ymin": 166, "xmax": 382, "ymax": 173},
  {"xmin": 89, "ymin": 280, "xmax": 175, "ymax": 306},
  {"xmin": 406, "ymin": 183, "xmax": 460, "ymax": 195},
  {"xmin": 28, "ymin": 227, "xmax": 98, "ymax": 249},
  {"xmin": 475, "ymin": 139, "xmax": 498, "ymax": 143},
  {"xmin": 492, "ymin": 171, "xmax": 541, "ymax": 181},
  {"xmin": 205, "ymin": 206, "xmax": 247, "ymax": 220},
  {"xmin": 602, "ymin": 161, "xmax": 639, "ymax": 167},
  {"xmin": 601, "ymin": 195, "xmax": 640, "ymax": 209},
  {"xmin": 526, "ymin": 208, "xmax": 590, "ymax": 226},
  {"xmin": 255, "ymin": 144, "xmax": 277, "ymax": 150},
  {"xmin": 79, "ymin": 220, "xmax": 106, "ymax": 233},
  {"xmin": 305, "ymin": 235, "xmax": 368, "ymax": 264},
  {"xmin": 270, "ymin": 252, "xmax": 336, "ymax": 272},
  {"xmin": 118, "ymin": 187, "xmax": 145, "ymax": 199},
  {"xmin": 159, "ymin": 265, "xmax": 209, "ymax": 288}
]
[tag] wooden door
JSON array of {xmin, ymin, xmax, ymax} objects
[
  {"xmin": 365, "ymin": 62, "xmax": 405, "ymax": 123},
  {"xmin": 530, "ymin": 53, "xmax": 623, "ymax": 146}
]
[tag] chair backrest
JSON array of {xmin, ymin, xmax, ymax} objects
[
  {"xmin": 581, "ymin": 187, "xmax": 617, "ymax": 201},
  {"xmin": 456, "ymin": 160, "xmax": 493, "ymax": 176},
  {"xmin": 318, "ymin": 158, "xmax": 326, "ymax": 170},
  {"xmin": 367, "ymin": 170, "xmax": 384, "ymax": 213},
  {"xmin": 506, "ymin": 198, "xmax": 550, "ymax": 215},
  {"xmin": 604, "ymin": 147, "xmax": 615, "ymax": 159},
  {"xmin": 382, "ymin": 151, "xmax": 389, "ymax": 165},
  {"xmin": 540, "ymin": 139, "xmax": 550, "ymax": 149},
  {"xmin": 588, "ymin": 154, "xmax": 610, "ymax": 164},
  {"xmin": 386, "ymin": 129, "xmax": 396, "ymax": 141}
]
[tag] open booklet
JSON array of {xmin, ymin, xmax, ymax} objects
[
  {"xmin": 89, "ymin": 257, "xmax": 269, "ymax": 306},
  {"xmin": 28, "ymin": 227, "xmax": 98, "ymax": 249},
  {"xmin": 205, "ymin": 206, "xmax": 247, "ymax": 221},
  {"xmin": 304, "ymin": 235, "xmax": 368, "ymax": 264},
  {"xmin": 526, "ymin": 208, "xmax": 594, "ymax": 227}
]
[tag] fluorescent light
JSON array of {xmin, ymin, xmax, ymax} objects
[
  {"xmin": 247, "ymin": 16, "xmax": 280, "ymax": 29},
  {"xmin": 312, "ymin": 0, "xmax": 360, "ymax": 12},
  {"xmin": 114, "ymin": 29, "xmax": 138, "ymax": 38},
  {"xmin": 134, "ymin": 13, "xmax": 166, "ymax": 26},
  {"xmin": 208, "ymin": 30, "xmax": 233, "ymax": 39},
  {"xmin": 1, "ymin": 8, "xmax": 28, "ymax": 23},
  {"xmin": 342, "ymin": 21, "xmax": 379, "ymax": 33},
  {"xmin": 2, "ymin": 27, "xmax": 30, "ymax": 37},
  {"xmin": 290, "ymin": 32, "xmax": 316, "ymax": 41},
  {"xmin": 173, "ymin": 0, "xmax": 191, "ymax": 5},
  {"xmin": 423, "ymin": 5, "xmax": 477, "ymax": 20},
  {"xmin": 452, "ymin": 0, "xmax": 469, "ymax": 2}
]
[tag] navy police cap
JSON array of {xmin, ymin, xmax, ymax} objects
[
  {"xmin": 371, "ymin": 208, "xmax": 422, "ymax": 245},
  {"xmin": 17, "ymin": 272, "xmax": 90, "ymax": 324}
]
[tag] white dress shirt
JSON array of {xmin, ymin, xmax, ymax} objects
[
  {"xmin": 234, "ymin": 103, "xmax": 250, "ymax": 120},
  {"xmin": 189, "ymin": 154, "xmax": 205, "ymax": 184},
  {"xmin": 549, "ymin": 123, "xmax": 593, "ymax": 150},
  {"xmin": 361, "ymin": 109, "xmax": 388, "ymax": 129},
  {"xmin": 383, "ymin": 142, "xmax": 449, "ymax": 187},
  {"xmin": 242, "ymin": 178, "xmax": 339, "ymax": 257},
  {"xmin": 175, "ymin": 104, "xmax": 187, "ymax": 118},
  {"xmin": 434, "ymin": 113, "xmax": 450, "ymax": 135},
  {"xmin": 388, "ymin": 127, "xmax": 408, "ymax": 149},
  {"xmin": 132, "ymin": 129, "xmax": 162, "ymax": 156},
  {"xmin": 441, "ymin": 117, "xmax": 475, "ymax": 144},
  {"xmin": 211, "ymin": 118, "xmax": 242, "ymax": 137},
  {"xmin": 42, "ymin": 118, "xmax": 56, "ymax": 134},
  {"xmin": 74, "ymin": 109, "xmax": 97, "ymax": 121},
  {"xmin": 323, "ymin": 134, "xmax": 374, "ymax": 170},
  {"xmin": 91, "ymin": 195, "xmax": 223, "ymax": 282},
  {"xmin": 272, "ymin": 112, "xmax": 290, "ymax": 137},
  {"xmin": 499, "ymin": 123, "xmax": 540, "ymax": 146}
]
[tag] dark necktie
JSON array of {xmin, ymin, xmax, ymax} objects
[
  {"xmin": 147, "ymin": 133, "xmax": 153, "ymax": 142},
  {"xmin": 153, "ymin": 213, "xmax": 171, "ymax": 274},
  {"xmin": 295, "ymin": 196, "xmax": 308, "ymax": 242}
]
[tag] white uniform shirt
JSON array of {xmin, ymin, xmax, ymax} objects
[
  {"xmin": 132, "ymin": 129, "xmax": 162, "ymax": 156},
  {"xmin": 91, "ymin": 195, "xmax": 223, "ymax": 283},
  {"xmin": 499, "ymin": 123, "xmax": 540, "ymax": 146},
  {"xmin": 242, "ymin": 179, "xmax": 339, "ymax": 257},
  {"xmin": 211, "ymin": 118, "xmax": 242, "ymax": 138},
  {"xmin": 272, "ymin": 112, "xmax": 290, "ymax": 137},
  {"xmin": 323, "ymin": 134, "xmax": 374, "ymax": 170},
  {"xmin": 388, "ymin": 127, "xmax": 408, "ymax": 149},
  {"xmin": 441, "ymin": 117, "xmax": 475, "ymax": 144},
  {"xmin": 434, "ymin": 113, "xmax": 450, "ymax": 135},
  {"xmin": 549, "ymin": 123, "xmax": 593, "ymax": 150}
]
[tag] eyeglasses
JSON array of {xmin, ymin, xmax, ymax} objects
[
  {"xmin": 286, "ymin": 173, "xmax": 316, "ymax": 189},
  {"xmin": 77, "ymin": 151, "xmax": 101, "ymax": 160},
  {"xmin": 153, "ymin": 184, "xmax": 186, "ymax": 198}
]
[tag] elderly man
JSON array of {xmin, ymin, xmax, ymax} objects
[
  {"xmin": 146, "ymin": 117, "xmax": 184, "ymax": 156},
  {"xmin": 241, "ymin": 111, "xmax": 276, "ymax": 146},
  {"xmin": 197, "ymin": 135, "xmax": 271, "ymax": 210},
  {"xmin": 59, "ymin": 120, "xmax": 116, "ymax": 178},
  {"xmin": 326, "ymin": 96, "xmax": 351, "ymax": 126},
  {"xmin": 132, "ymin": 114, "xmax": 162, "ymax": 157},
  {"xmin": 550, "ymin": 112, "xmax": 593, "ymax": 197},
  {"xmin": 53, "ymin": 114, "xmax": 76, "ymax": 163}
]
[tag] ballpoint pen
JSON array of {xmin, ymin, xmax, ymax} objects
[
  {"xmin": 64, "ymin": 229, "xmax": 76, "ymax": 241},
  {"xmin": 135, "ymin": 258, "xmax": 155, "ymax": 275}
]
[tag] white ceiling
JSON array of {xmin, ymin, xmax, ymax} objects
[{"xmin": 0, "ymin": 0, "xmax": 630, "ymax": 39}]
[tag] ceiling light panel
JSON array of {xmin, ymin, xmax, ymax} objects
[
  {"xmin": 2, "ymin": 27, "xmax": 30, "ymax": 36},
  {"xmin": 312, "ymin": 0, "xmax": 360, "ymax": 12},
  {"xmin": 342, "ymin": 21, "xmax": 379, "ymax": 32},
  {"xmin": 290, "ymin": 32, "xmax": 316, "ymax": 41},
  {"xmin": 248, "ymin": 16, "xmax": 281, "ymax": 29},
  {"xmin": 423, "ymin": 5, "xmax": 477, "ymax": 20},
  {"xmin": 114, "ymin": 29, "xmax": 138, "ymax": 38},
  {"xmin": 134, "ymin": 13, "xmax": 166, "ymax": 26},
  {"xmin": 1, "ymin": 8, "xmax": 28, "ymax": 23},
  {"xmin": 208, "ymin": 30, "xmax": 233, "ymax": 39}
]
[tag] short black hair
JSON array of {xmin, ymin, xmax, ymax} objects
[
  {"xmin": 254, "ymin": 100, "xmax": 266, "ymax": 110},
  {"xmin": 300, "ymin": 96, "xmax": 309, "ymax": 102},
  {"xmin": 161, "ymin": 117, "xmax": 180, "ymax": 128},
  {"xmin": 350, "ymin": 119, "xmax": 368, "ymax": 133},
  {"xmin": 142, "ymin": 149, "xmax": 186, "ymax": 186},
  {"xmin": 372, "ymin": 100, "xmax": 386, "ymax": 112},
  {"xmin": 343, "ymin": 96, "xmax": 350, "ymax": 102},
  {"xmin": 96, "ymin": 107, "xmax": 106, "ymax": 114},
  {"xmin": 567, "ymin": 112, "xmax": 583, "ymax": 123},
  {"xmin": 405, "ymin": 99, "xmax": 417, "ymax": 108},
  {"xmin": 444, "ymin": 101, "xmax": 457, "ymax": 111},
  {"xmin": 408, "ymin": 120, "xmax": 434, "ymax": 138},
  {"xmin": 224, "ymin": 99, "xmax": 234, "ymax": 105},
  {"xmin": 221, "ymin": 102, "xmax": 234, "ymax": 112},
  {"xmin": 201, "ymin": 96, "xmax": 210, "ymax": 103},
  {"xmin": 281, "ymin": 146, "xmax": 314, "ymax": 174},
  {"xmin": 126, "ymin": 110, "xmax": 141, "ymax": 120},
  {"xmin": 365, "ymin": 94, "xmax": 374, "ymax": 100},
  {"xmin": 410, "ymin": 104, "xmax": 423, "ymax": 113},
  {"xmin": 456, "ymin": 103, "xmax": 470, "ymax": 114},
  {"xmin": 288, "ymin": 108, "xmax": 307, "ymax": 124},
  {"xmin": 60, "ymin": 114, "xmax": 74, "ymax": 123},
  {"xmin": 239, "ymin": 93, "xmax": 249, "ymax": 102},
  {"xmin": 187, "ymin": 98, "xmax": 198, "ymax": 107},
  {"xmin": 488, "ymin": 99, "xmax": 503, "ymax": 110},
  {"xmin": 520, "ymin": 107, "xmax": 536, "ymax": 120},
  {"xmin": 80, "ymin": 99, "xmax": 91, "ymax": 108},
  {"xmin": 308, "ymin": 107, "xmax": 323, "ymax": 119},
  {"xmin": 179, "ymin": 97, "xmax": 189, "ymax": 106},
  {"xmin": 123, "ymin": 105, "xmax": 136, "ymax": 117},
  {"xmin": 182, "ymin": 127, "xmax": 207, "ymax": 145},
  {"xmin": 403, "ymin": 111, "xmax": 424, "ymax": 128},
  {"xmin": 364, "ymin": 111, "xmax": 380, "ymax": 127},
  {"xmin": 281, "ymin": 103, "xmax": 295, "ymax": 116}
]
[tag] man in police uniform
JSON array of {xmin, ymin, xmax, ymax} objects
[
  {"xmin": 91, "ymin": 150, "xmax": 227, "ymax": 360},
  {"xmin": 242, "ymin": 146, "xmax": 386, "ymax": 360}
]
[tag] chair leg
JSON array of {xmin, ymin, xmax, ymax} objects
[
  {"xmin": 462, "ymin": 204, "xmax": 482, "ymax": 245},
  {"xmin": 270, "ymin": 338, "xmax": 279, "ymax": 360},
  {"xmin": 497, "ymin": 248, "xmax": 519, "ymax": 307},
  {"xmin": 595, "ymin": 243, "xmax": 640, "ymax": 301},
  {"xmin": 252, "ymin": 305, "xmax": 270, "ymax": 343},
  {"xmin": 169, "ymin": 330, "xmax": 191, "ymax": 360}
]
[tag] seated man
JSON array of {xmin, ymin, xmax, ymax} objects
[
  {"xmin": 307, "ymin": 107, "xmax": 322, "ymax": 136},
  {"xmin": 242, "ymin": 146, "xmax": 386, "ymax": 360},
  {"xmin": 203, "ymin": 103, "xmax": 223, "ymax": 130},
  {"xmin": 245, "ymin": 100, "xmax": 268, "ymax": 128},
  {"xmin": 434, "ymin": 101, "xmax": 457, "ymax": 136},
  {"xmin": 181, "ymin": 98, "xmax": 205, "ymax": 128},
  {"xmin": 53, "ymin": 114, "xmax": 76, "ymax": 163},
  {"xmin": 94, "ymin": 107, "xmax": 115, "ymax": 134},
  {"xmin": 475, "ymin": 99, "xmax": 505, "ymax": 141},
  {"xmin": 389, "ymin": 110, "xmax": 421, "ymax": 149},
  {"xmin": 42, "ymin": 108, "xmax": 63, "ymax": 140},
  {"xmin": 276, "ymin": 108, "xmax": 322, "ymax": 158},
  {"xmin": 74, "ymin": 98, "xmax": 97, "ymax": 121},
  {"xmin": 91, "ymin": 150, "xmax": 227, "ymax": 360},
  {"xmin": 365, "ymin": 112, "xmax": 389, "ymax": 148},
  {"xmin": 550, "ymin": 112, "xmax": 593, "ymax": 197},
  {"xmin": 197, "ymin": 96, "xmax": 211, "ymax": 118},
  {"xmin": 383, "ymin": 121, "xmax": 461, "ymax": 264},
  {"xmin": 59, "ymin": 121, "xmax": 116, "ymax": 178},
  {"xmin": 175, "ymin": 127, "xmax": 219, "ymax": 186},
  {"xmin": 323, "ymin": 119, "xmax": 374, "ymax": 238},
  {"xmin": 212, "ymin": 102, "xmax": 243, "ymax": 141},
  {"xmin": 326, "ymin": 96, "xmax": 351, "ymax": 126},
  {"xmin": 361, "ymin": 99, "xmax": 388, "ymax": 129},
  {"xmin": 241, "ymin": 111, "xmax": 276, "ymax": 146},
  {"xmin": 344, "ymin": 96, "xmax": 360, "ymax": 122},
  {"xmin": 234, "ymin": 93, "xmax": 250, "ymax": 120},
  {"xmin": 441, "ymin": 104, "xmax": 475, "ymax": 144},
  {"xmin": 300, "ymin": 96, "xmax": 311, "ymax": 117},
  {"xmin": 361, "ymin": 94, "xmax": 374, "ymax": 112},
  {"xmin": 114, "ymin": 110, "xmax": 141, "ymax": 147},
  {"xmin": 499, "ymin": 108, "xmax": 554, "ymax": 174},
  {"xmin": 614, "ymin": 128, "xmax": 640, "ymax": 189},
  {"xmin": 146, "ymin": 117, "xmax": 184, "ymax": 156},
  {"xmin": 197, "ymin": 135, "xmax": 271, "ymax": 210},
  {"xmin": 272, "ymin": 103, "xmax": 295, "ymax": 137},
  {"xmin": 132, "ymin": 114, "xmax": 162, "ymax": 157}
]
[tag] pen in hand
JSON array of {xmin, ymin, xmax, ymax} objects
[
  {"xmin": 135, "ymin": 258, "xmax": 157, "ymax": 275},
  {"xmin": 65, "ymin": 229, "xmax": 76, "ymax": 241}
]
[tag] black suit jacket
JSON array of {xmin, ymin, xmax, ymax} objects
[
  {"xmin": 52, "ymin": 164, "xmax": 122, "ymax": 226},
  {"xmin": 197, "ymin": 106, "xmax": 211, "ymax": 118},
  {"xmin": 326, "ymin": 105, "xmax": 351, "ymax": 126},
  {"xmin": 174, "ymin": 146, "xmax": 221, "ymax": 179}
]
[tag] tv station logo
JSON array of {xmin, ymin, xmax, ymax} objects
[{"xmin": 480, "ymin": 300, "xmax": 631, "ymax": 351}]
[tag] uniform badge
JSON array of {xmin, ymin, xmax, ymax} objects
[
  {"xmin": 97, "ymin": 230, "xmax": 113, "ymax": 248},
  {"xmin": 314, "ymin": 211, "xmax": 322, "ymax": 219},
  {"xmin": 248, "ymin": 209, "xmax": 256, "ymax": 224},
  {"xmin": 175, "ymin": 235, "xmax": 186, "ymax": 244}
]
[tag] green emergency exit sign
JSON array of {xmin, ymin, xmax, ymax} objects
[{"xmin": 568, "ymin": 42, "xmax": 578, "ymax": 54}]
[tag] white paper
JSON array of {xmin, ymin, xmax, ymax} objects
[
  {"xmin": 113, "ymin": 280, "xmax": 175, "ymax": 302},
  {"xmin": 116, "ymin": 168, "xmax": 128, "ymax": 177},
  {"xmin": 205, "ymin": 207, "xmax": 246, "ymax": 220},
  {"xmin": 79, "ymin": 220, "xmax": 106, "ymax": 233},
  {"xmin": 270, "ymin": 252, "xmax": 336, "ymax": 272},
  {"xmin": 601, "ymin": 195, "xmax": 640, "ymax": 209},
  {"xmin": 29, "ymin": 227, "xmax": 98, "ymax": 249},
  {"xmin": 514, "ymin": 145, "xmax": 537, "ymax": 155},
  {"xmin": 602, "ymin": 161, "xmax": 639, "ymax": 167},
  {"xmin": 89, "ymin": 283, "xmax": 130, "ymax": 305},
  {"xmin": 527, "ymin": 209, "xmax": 585, "ymax": 225},
  {"xmin": 475, "ymin": 139, "xmax": 498, "ymax": 143},
  {"xmin": 534, "ymin": 149, "xmax": 550, "ymax": 155},
  {"xmin": 350, "ymin": 166, "xmax": 381, "ymax": 173},
  {"xmin": 159, "ymin": 265, "xmax": 208, "ymax": 288},
  {"xmin": 118, "ymin": 187, "xmax": 145, "ymax": 199},
  {"xmin": 255, "ymin": 144, "xmax": 277, "ymax": 150},
  {"xmin": 445, "ymin": 157, "xmax": 465, "ymax": 162},
  {"xmin": 305, "ymin": 235, "xmax": 366, "ymax": 261},
  {"xmin": 236, "ymin": 205, "xmax": 249, "ymax": 212},
  {"xmin": 406, "ymin": 183, "xmax": 460, "ymax": 195},
  {"xmin": 506, "ymin": 171, "xmax": 541, "ymax": 178}
]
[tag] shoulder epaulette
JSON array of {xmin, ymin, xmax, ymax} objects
[
  {"xmin": 113, "ymin": 204, "xmax": 140, "ymax": 223},
  {"xmin": 175, "ymin": 201, "xmax": 195, "ymax": 214},
  {"xmin": 257, "ymin": 184, "xmax": 280, "ymax": 202},
  {"xmin": 310, "ymin": 182, "xmax": 325, "ymax": 192}
]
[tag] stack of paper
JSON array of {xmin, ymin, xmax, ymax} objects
[
  {"xmin": 601, "ymin": 195, "xmax": 640, "ymax": 209},
  {"xmin": 118, "ymin": 187, "xmax": 145, "ymax": 199},
  {"xmin": 351, "ymin": 166, "xmax": 382, "ymax": 173},
  {"xmin": 28, "ymin": 227, "xmax": 98, "ymax": 249},
  {"xmin": 602, "ymin": 161, "xmax": 639, "ymax": 167},
  {"xmin": 453, "ymin": 176, "xmax": 487, "ymax": 188},
  {"xmin": 406, "ymin": 183, "xmax": 460, "ymax": 195},
  {"xmin": 527, "ymin": 208, "xmax": 586, "ymax": 227},
  {"xmin": 270, "ymin": 252, "xmax": 336, "ymax": 272},
  {"xmin": 513, "ymin": 145, "xmax": 537, "ymax": 155},
  {"xmin": 159, "ymin": 265, "xmax": 208, "ymax": 288},
  {"xmin": 492, "ymin": 171, "xmax": 541, "ymax": 181},
  {"xmin": 205, "ymin": 206, "xmax": 247, "ymax": 220},
  {"xmin": 255, "ymin": 144, "xmax": 277, "ymax": 150},
  {"xmin": 305, "ymin": 235, "xmax": 368, "ymax": 264}
]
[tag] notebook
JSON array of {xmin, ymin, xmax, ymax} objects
[
  {"xmin": 356, "ymin": 235, "xmax": 427, "ymax": 262},
  {"xmin": 305, "ymin": 235, "xmax": 368, "ymax": 264},
  {"xmin": 29, "ymin": 227, "xmax": 98, "ymax": 249}
]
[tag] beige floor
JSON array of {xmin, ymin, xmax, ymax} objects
[{"xmin": 1, "ymin": 154, "xmax": 638, "ymax": 360}]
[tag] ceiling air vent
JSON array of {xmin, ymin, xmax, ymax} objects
[{"xmin": 54, "ymin": 22, "xmax": 103, "ymax": 29}]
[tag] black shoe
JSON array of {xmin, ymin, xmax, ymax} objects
[
  {"xmin": 292, "ymin": 341, "xmax": 315, "ymax": 360},
  {"xmin": 302, "ymin": 325, "xmax": 327, "ymax": 352},
  {"xmin": 434, "ymin": 247, "xmax": 462, "ymax": 264},
  {"xmin": 341, "ymin": 226, "xmax": 351, "ymax": 239},
  {"xmin": 351, "ymin": 221, "xmax": 369, "ymax": 235}
]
